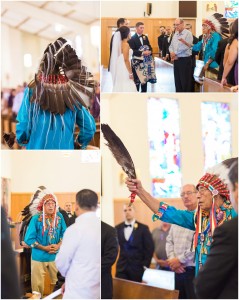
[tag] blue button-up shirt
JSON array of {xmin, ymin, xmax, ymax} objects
[
  {"xmin": 16, "ymin": 87, "xmax": 96, "ymax": 150},
  {"xmin": 169, "ymin": 29, "xmax": 193, "ymax": 57}
]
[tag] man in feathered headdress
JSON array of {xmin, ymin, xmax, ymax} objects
[
  {"xmin": 193, "ymin": 13, "xmax": 229, "ymax": 78},
  {"xmin": 24, "ymin": 187, "xmax": 67, "ymax": 297},
  {"xmin": 125, "ymin": 158, "xmax": 237, "ymax": 275},
  {"xmin": 195, "ymin": 160, "xmax": 238, "ymax": 298},
  {"xmin": 4, "ymin": 37, "xmax": 96, "ymax": 149}
]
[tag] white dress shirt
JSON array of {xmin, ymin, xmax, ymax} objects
[
  {"xmin": 55, "ymin": 212, "xmax": 100, "ymax": 299},
  {"xmin": 137, "ymin": 34, "xmax": 143, "ymax": 45},
  {"xmin": 124, "ymin": 219, "xmax": 135, "ymax": 241}
]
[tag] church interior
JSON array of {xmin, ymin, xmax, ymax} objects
[
  {"xmin": 101, "ymin": 0, "xmax": 238, "ymax": 93},
  {"xmin": 1, "ymin": 0, "xmax": 238, "ymax": 299},
  {"xmin": 1, "ymin": 150, "xmax": 101, "ymax": 298},
  {"xmin": 1, "ymin": 1, "xmax": 100, "ymax": 150}
]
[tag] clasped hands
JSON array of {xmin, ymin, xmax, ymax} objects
[
  {"xmin": 157, "ymin": 257, "xmax": 185, "ymax": 273},
  {"xmin": 45, "ymin": 244, "xmax": 60, "ymax": 254},
  {"xmin": 167, "ymin": 257, "xmax": 186, "ymax": 273}
]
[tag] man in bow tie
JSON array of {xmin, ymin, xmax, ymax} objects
[
  {"xmin": 115, "ymin": 204, "xmax": 154, "ymax": 282},
  {"xmin": 64, "ymin": 202, "xmax": 73, "ymax": 219},
  {"xmin": 128, "ymin": 22, "xmax": 156, "ymax": 92}
]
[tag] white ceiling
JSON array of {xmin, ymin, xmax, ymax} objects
[{"xmin": 1, "ymin": 1, "xmax": 100, "ymax": 40}]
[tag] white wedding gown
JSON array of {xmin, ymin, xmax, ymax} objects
[{"xmin": 110, "ymin": 32, "xmax": 137, "ymax": 93}]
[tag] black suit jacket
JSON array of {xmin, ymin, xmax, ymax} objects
[
  {"xmin": 101, "ymin": 221, "xmax": 119, "ymax": 299},
  {"xmin": 195, "ymin": 216, "xmax": 238, "ymax": 299},
  {"xmin": 115, "ymin": 221, "xmax": 154, "ymax": 275},
  {"xmin": 158, "ymin": 34, "xmax": 165, "ymax": 51},
  {"xmin": 162, "ymin": 34, "xmax": 173, "ymax": 59},
  {"xmin": 1, "ymin": 207, "xmax": 21, "ymax": 299},
  {"xmin": 128, "ymin": 34, "xmax": 152, "ymax": 57}
]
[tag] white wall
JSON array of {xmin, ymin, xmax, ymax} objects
[
  {"xmin": 1, "ymin": 151, "xmax": 12, "ymax": 179},
  {"xmin": 101, "ymin": 93, "xmax": 238, "ymax": 224},
  {"xmin": 101, "ymin": 1, "xmax": 227, "ymax": 38},
  {"xmin": 1, "ymin": 23, "xmax": 99, "ymax": 88},
  {"xmin": 101, "ymin": 1, "xmax": 179, "ymax": 18},
  {"xmin": 1, "ymin": 151, "xmax": 101, "ymax": 193}
]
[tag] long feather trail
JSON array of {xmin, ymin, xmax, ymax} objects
[{"xmin": 101, "ymin": 124, "xmax": 137, "ymax": 205}]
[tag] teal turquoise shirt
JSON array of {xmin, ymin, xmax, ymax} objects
[
  {"xmin": 193, "ymin": 32, "xmax": 222, "ymax": 69},
  {"xmin": 153, "ymin": 201, "xmax": 237, "ymax": 275},
  {"xmin": 24, "ymin": 212, "xmax": 67, "ymax": 262},
  {"xmin": 16, "ymin": 88, "xmax": 96, "ymax": 150}
]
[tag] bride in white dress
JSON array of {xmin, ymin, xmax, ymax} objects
[{"xmin": 110, "ymin": 26, "xmax": 137, "ymax": 92}]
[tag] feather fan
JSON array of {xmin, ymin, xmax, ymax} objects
[{"xmin": 101, "ymin": 124, "xmax": 137, "ymax": 205}]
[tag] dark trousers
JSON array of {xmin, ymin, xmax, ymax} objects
[
  {"xmin": 116, "ymin": 266, "xmax": 144, "ymax": 282},
  {"xmin": 191, "ymin": 55, "xmax": 196, "ymax": 92},
  {"xmin": 132, "ymin": 66, "xmax": 147, "ymax": 93},
  {"xmin": 174, "ymin": 57, "xmax": 192, "ymax": 92},
  {"xmin": 175, "ymin": 267, "xmax": 196, "ymax": 299}
]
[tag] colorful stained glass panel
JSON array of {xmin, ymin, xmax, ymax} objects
[
  {"xmin": 201, "ymin": 102, "xmax": 231, "ymax": 170},
  {"xmin": 147, "ymin": 98, "xmax": 181, "ymax": 198}
]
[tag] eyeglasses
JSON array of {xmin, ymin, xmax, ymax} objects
[
  {"xmin": 174, "ymin": 23, "xmax": 181, "ymax": 27},
  {"xmin": 180, "ymin": 191, "xmax": 196, "ymax": 197},
  {"xmin": 197, "ymin": 187, "xmax": 209, "ymax": 194}
]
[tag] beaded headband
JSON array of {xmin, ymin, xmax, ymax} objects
[
  {"xmin": 37, "ymin": 194, "xmax": 56, "ymax": 211},
  {"xmin": 196, "ymin": 173, "xmax": 230, "ymax": 200},
  {"xmin": 203, "ymin": 20, "xmax": 216, "ymax": 31}
]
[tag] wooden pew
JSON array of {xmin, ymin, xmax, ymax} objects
[
  {"xmin": 113, "ymin": 277, "xmax": 179, "ymax": 299},
  {"xmin": 202, "ymin": 77, "xmax": 233, "ymax": 92},
  {"xmin": 74, "ymin": 121, "xmax": 100, "ymax": 149}
]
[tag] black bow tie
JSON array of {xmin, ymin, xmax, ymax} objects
[
  {"xmin": 138, "ymin": 35, "xmax": 143, "ymax": 38},
  {"xmin": 124, "ymin": 224, "xmax": 132, "ymax": 228}
]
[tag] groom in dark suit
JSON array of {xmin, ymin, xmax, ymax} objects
[
  {"xmin": 115, "ymin": 204, "xmax": 154, "ymax": 282},
  {"xmin": 128, "ymin": 22, "xmax": 153, "ymax": 93}
]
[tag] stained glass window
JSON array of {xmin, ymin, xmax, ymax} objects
[
  {"xmin": 147, "ymin": 98, "xmax": 181, "ymax": 198},
  {"xmin": 201, "ymin": 102, "xmax": 231, "ymax": 170},
  {"xmin": 224, "ymin": 1, "xmax": 238, "ymax": 18}
]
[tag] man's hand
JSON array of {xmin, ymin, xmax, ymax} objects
[
  {"xmin": 48, "ymin": 244, "xmax": 60, "ymax": 253},
  {"xmin": 174, "ymin": 266, "xmax": 186, "ymax": 273},
  {"xmin": 157, "ymin": 259, "xmax": 169, "ymax": 268},
  {"xmin": 170, "ymin": 52, "xmax": 178, "ymax": 62},
  {"xmin": 203, "ymin": 64, "xmax": 209, "ymax": 72},
  {"xmin": 125, "ymin": 178, "xmax": 143, "ymax": 194},
  {"xmin": 61, "ymin": 283, "xmax": 65, "ymax": 295},
  {"xmin": 50, "ymin": 244, "xmax": 60, "ymax": 251},
  {"xmin": 178, "ymin": 38, "xmax": 190, "ymax": 47},
  {"xmin": 167, "ymin": 257, "xmax": 181, "ymax": 270},
  {"xmin": 21, "ymin": 241, "xmax": 31, "ymax": 249},
  {"xmin": 44, "ymin": 245, "xmax": 53, "ymax": 252}
]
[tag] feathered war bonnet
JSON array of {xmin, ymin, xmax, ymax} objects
[
  {"xmin": 28, "ymin": 186, "xmax": 59, "ymax": 235},
  {"xmin": 28, "ymin": 37, "xmax": 95, "ymax": 115},
  {"xmin": 202, "ymin": 13, "xmax": 230, "ymax": 37},
  {"xmin": 193, "ymin": 158, "xmax": 236, "ymax": 249}
]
